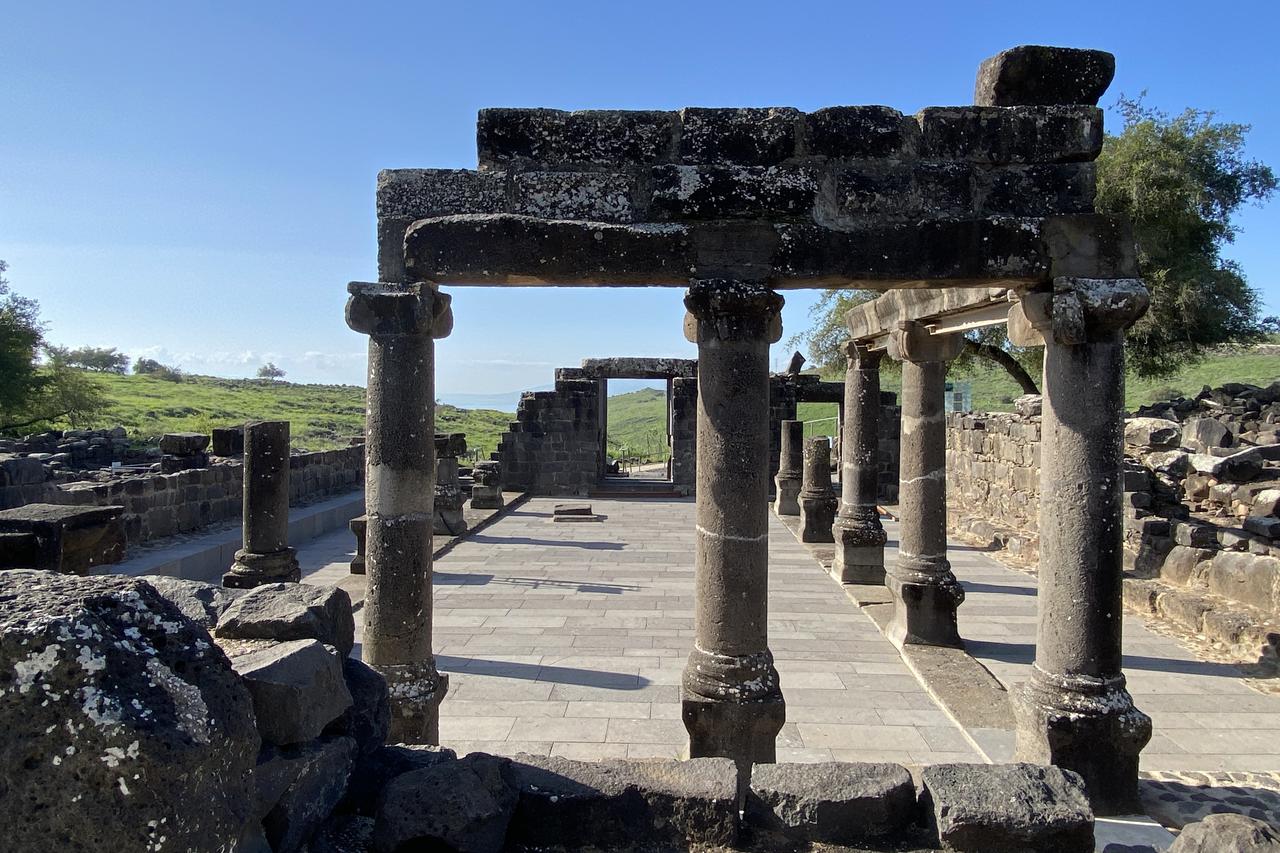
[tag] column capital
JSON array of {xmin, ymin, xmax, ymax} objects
[
  {"xmin": 345, "ymin": 281, "xmax": 453, "ymax": 339},
  {"xmin": 886, "ymin": 320, "xmax": 963, "ymax": 364},
  {"xmin": 842, "ymin": 339, "xmax": 883, "ymax": 367},
  {"xmin": 1010, "ymin": 278, "xmax": 1148, "ymax": 347},
  {"xmin": 683, "ymin": 279, "xmax": 783, "ymax": 344}
]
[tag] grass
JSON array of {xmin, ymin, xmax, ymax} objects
[
  {"xmin": 72, "ymin": 372, "xmax": 514, "ymax": 456},
  {"xmin": 605, "ymin": 387, "xmax": 669, "ymax": 461}
]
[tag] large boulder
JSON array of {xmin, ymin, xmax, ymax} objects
[
  {"xmin": 747, "ymin": 761, "xmax": 916, "ymax": 844},
  {"xmin": 216, "ymin": 583, "xmax": 355, "ymax": 656},
  {"xmin": 503, "ymin": 755, "xmax": 740, "ymax": 849},
  {"xmin": 1168, "ymin": 813, "xmax": 1280, "ymax": 852},
  {"xmin": 1189, "ymin": 448, "xmax": 1265, "ymax": 483},
  {"xmin": 0, "ymin": 571, "xmax": 260, "ymax": 852},
  {"xmin": 974, "ymin": 45, "xmax": 1115, "ymax": 107},
  {"xmin": 374, "ymin": 754, "xmax": 517, "ymax": 853},
  {"xmin": 141, "ymin": 575, "xmax": 243, "ymax": 629},
  {"xmin": 920, "ymin": 763, "xmax": 1094, "ymax": 852},
  {"xmin": 230, "ymin": 639, "xmax": 352, "ymax": 746},
  {"xmin": 1183, "ymin": 417, "xmax": 1234, "ymax": 453}
]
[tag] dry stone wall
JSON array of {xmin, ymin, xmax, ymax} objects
[
  {"xmin": 945, "ymin": 410, "xmax": 1042, "ymax": 561},
  {"xmin": 18, "ymin": 445, "xmax": 364, "ymax": 546}
]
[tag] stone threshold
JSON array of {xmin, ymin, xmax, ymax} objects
[
  {"xmin": 101, "ymin": 490, "xmax": 365, "ymax": 583},
  {"xmin": 774, "ymin": 509, "xmax": 1017, "ymax": 762},
  {"xmin": 335, "ymin": 491, "xmax": 531, "ymax": 613}
]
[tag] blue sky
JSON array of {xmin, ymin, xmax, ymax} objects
[{"xmin": 3, "ymin": 1, "xmax": 1277, "ymax": 407}]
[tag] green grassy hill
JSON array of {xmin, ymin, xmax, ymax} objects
[
  {"xmin": 605, "ymin": 387, "xmax": 669, "ymax": 461},
  {"xmin": 74, "ymin": 372, "xmax": 513, "ymax": 455}
]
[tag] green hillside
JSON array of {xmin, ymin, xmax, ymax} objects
[
  {"xmin": 605, "ymin": 387, "xmax": 669, "ymax": 461},
  {"xmin": 71, "ymin": 372, "xmax": 513, "ymax": 456},
  {"xmin": 607, "ymin": 348, "xmax": 1280, "ymax": 448}
]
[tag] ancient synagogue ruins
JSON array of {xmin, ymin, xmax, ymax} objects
[{"xmin": 4, "ymin": 44, "xmax": 1280, "ymax": 853}]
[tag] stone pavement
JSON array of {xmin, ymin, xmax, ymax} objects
[
  {"xmin": 913, "ymin": 514, "xmax": 1280, "ymax": 776},
  {"xmin": 300, "ymin": 496, "xmax": 982, "ymax": 764}
]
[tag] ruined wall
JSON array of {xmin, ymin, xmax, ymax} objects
[
  {"xmin": 497, "ymin": 378, "xmax": 602, "ymax": 496},
  {"xmin": 35, "ymin": 445, "xmax": 364, "ymax": 545},
  {"xmin": 945, "ymin": 411, "xmax": 1042, "ymax": 562}
]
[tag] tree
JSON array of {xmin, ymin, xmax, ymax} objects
[
  {"xmin": 133, "ymin": 357, "xmax": 163, "ymax": 375},
  {"xmin": 55, "ymin": 345, "xmax": 130, "ymax": 373},
  {"xmin": 0, "ymin": 260, "xmax": 47, "ymax": 418},
  {"xmin": 1097, "ymin": 97, "xmax": 1276, "ymax": 377},
  {"xmin": 0, "ymin": 262, "xmax": 107, "ymax": 433},
  {"xmin": 257, "ymin": 362, "xmax": 286, "ymax": 381}
]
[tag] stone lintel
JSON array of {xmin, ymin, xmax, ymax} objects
[
  {"xmin": 577, "ymin": 357, "xmax": 697, "ymax": 380},
  {"xmin": 794, "ymin": 380, "xmax": 844, "ymax": 404},
  {"xmin": 402, "ymin": 214, "xmax": 1069, "ymax": 289},
  {"xmin": 845, "ymin": 287, "xmax": 1014, "ymax": 342}
]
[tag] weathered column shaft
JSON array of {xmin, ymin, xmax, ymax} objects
[
  {"xmin": 884, "ymin": 323, "xmax": 964, "ymax": 648},
  {"xmin": 798, "ymin": 437, "xmax": 837, "ymax": 543},
  {"xmin": 1013, "ymin": 278, "xmax": 1152, "ymax": 815},
  {"xmin": 832, "ymin": 343, "xmax": 887, "ymax": 583},
  {"xmin": 681, "ymin": 279, "xmax": 786, "ymax": 778},
  {"xmin": 773, "ymin": 420, "xmax": 803, "ymax": 516},
  {"xmin": 346, "ymin": 281, "xmax": 453, "ymax": 744},
  {"xmin": 223, "ymin": 420, "xmax": 299, "ymax": 588}
]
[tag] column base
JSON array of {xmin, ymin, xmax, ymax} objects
[
  {"xmin": 681, "ymin": 648, "xmax": 786, "ymax": 778},
  {"xmin": 470, "ymin": 486, "xmax": 505, "ymax": 510},
  {"xmin": 374, "ymin": 662, "xmax": 450, "ymax": 745},
  {"xmin": 433, "ymin": 501, "xmax": 468, "ymax": 536},
  {"xmin": 831, "ymin": 517, "xmax": 887, "ymax": 584},
  {"xmin": 222, "ymin": 548, "xmax": 300, "ymax": 589},
  {"xmin": 885, "ymin": 556, "xmax": 964, "ymax": 648},
  {"xmin": 773, "ymin": 476, "xmax": 801, "ymax": 516},
  {"xmin": 1014, "ymin": 667, "xmax": 1151, "ymax": 816},
  {"xmin": 798, "ymin": 494, "xmax": 837, "ymax": 543}
]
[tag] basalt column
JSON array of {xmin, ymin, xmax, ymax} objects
[
  {"xmin": 223, "ymin": 420, "xmax": 299, "ymax": 588},
  {"xmin": 345, "ymin": 281, "xmax": 453, "ymax": 744},
  {"xmin": 885, "ymin": 322, "xmax": 964, "ymax": 648},
  {"xmin": 1012, "ymin": 278, "xmax": 1152, "ymax": 814},
  {"xmin": 773, "ymin": 420, "xmax": 803, "ymax": 516},
  {"xmin": 798, "ymin": 437, "xmax": 837, "ymax": 543},
  {"xmin": 831, "ymin": 342, "xmax": 887, "ymax": 583},
  {"xmin": 681, "ymin": 279, "xmax": 786, "ymax": 776}
]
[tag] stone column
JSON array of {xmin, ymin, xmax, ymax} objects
[
  {"xmin": 433, "ymin": 433, "xmax": 468, "ymax": 535},
  {"xmin": 1012, "ymin": 278, "xmax": 1152, "ymax": 814},
  {"xmin": 832, "ymin": 342, "xmax": 887, "ymax": 583},
  {"xmin": 681, "ymin": 279, "xmax": 786, "ymax": 777},
  {"xmin": 345, "ymin": 281, "xmax": 453, "ymax": 744},
  {"xmin": 773, "ymin": 420, "xmax": 803, "ymax": 516},
  {"xmin": 223, "ymin": 420, "xmax": 299, "ymax": 588},
  {"xmin": 884, "ymin": 322, "xmax": 964, "ymax": 648},
  {"xmin": 470, "ymin": 460, "xmax": 504, "ymax": 510},
  {"xmin": 798, "ymin": 437, "xmax": 837, "ymax": 543}
]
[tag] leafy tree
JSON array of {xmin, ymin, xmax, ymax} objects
[
  {"xmin": 55, "ymin": 345, "xmax": 130, "ymax": 373},
  {"xmin": 0, "ymin": 260, "xmax": 47, "ymax": 418},
  {"xmin": 133, "ymin": 357, "xmax": 163, "ymax": 375},
  {"xmin": 257, "ymin": 362, "xmax": 286, "ymax": 381},
  {"xmin": 1098, "ymin": 96, "xmax": 1276, "ymax": 377}
]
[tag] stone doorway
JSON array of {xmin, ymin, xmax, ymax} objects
[{"xmin": 599, "ymin": 377, "xmax": 676, "ymax": 487}]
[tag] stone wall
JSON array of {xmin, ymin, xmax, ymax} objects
[
  {"xmin": 944, "ymin": 410, "xmax": 1042, "ymax": 561},
  {"xmin": 31, "ymin": 445, "xmax": 364, "ymax": 546},
  {"xmin": 670, "ymin": 376, "xmax": 697, "ymax": 490},
  {"xmin": 498, "ymin": 379, "xmax": 603, "ymax": 496}
]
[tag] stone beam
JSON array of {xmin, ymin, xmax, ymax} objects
[
  {"xmin": 846, "ymin": 287, "xmax": 1017, "ymax": 345},
  {"xmin": 576, "ymin": 357, "xmax": 697, "ymax": 380},
  {"xmin": 401, "ymin": 213, "xmax": 1138, "ymax": 289}
]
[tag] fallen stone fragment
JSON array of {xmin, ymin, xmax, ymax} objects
[
  {"xmin": 1124, "ymin": 417, "xmax": 1181, "ymax": 450},
  {"xmin": 159, "ymin": 431, "xmax": 211, "ymax": 455},
  {"xmin": 262, "ymin": 736, "xmax": 357, "ymax": 853},
  {"xmin": 1014, "ymin": 394, "xmax": 1042, "ymax": 416},
  {"xmin": 747, "ymin": 761, "xmax": 915, "ymax": 844},
  {"xmin": 231, "ymin": 638, "xmax": 353, "ymax": 745},
  {"xmin": 503, "ymin": 755, "xmax": 740, "ymax": 849},
  {"xmin": 341, "ymin": 744, "xmax": 457, "ymax": 816},
  {"xmin": 216, "ymin": 582, "xmax": 356, "ymax": 656},
  {"xmin": 921, "ymin": 763, "xmax": 1094, "ymax": 852},
  {"xmin": 1252, "ymin": 488, "xmax": 1280, "ymax": 518},
  {"xmin": 324, "ymin": 657, "xmax": 391, "ymax": 755},
  {"xmin": 308, "ymin": 814, "xmax": 375, "ymax": 853},
  {"xmin": 974, "ymin": 45, "xmax": 1116, "ymax": 107},
  {"xmin": 0, "ymin": 570, "xmax": 260, "ymax": 853},
  {"xmin": 374, "ymin": 754, "xmax": 517, "ymax": 853},
  {"xmin": 1168, "ymin": 813, "xmax": 1280, "ymax": 852},
  {"xmin": 142, "ymin": 575, "xmax": 243, "ymax": 629},
  {"xmin": 1182, "ymin": 417, "xmax": 1233, "ymax": 453}
]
